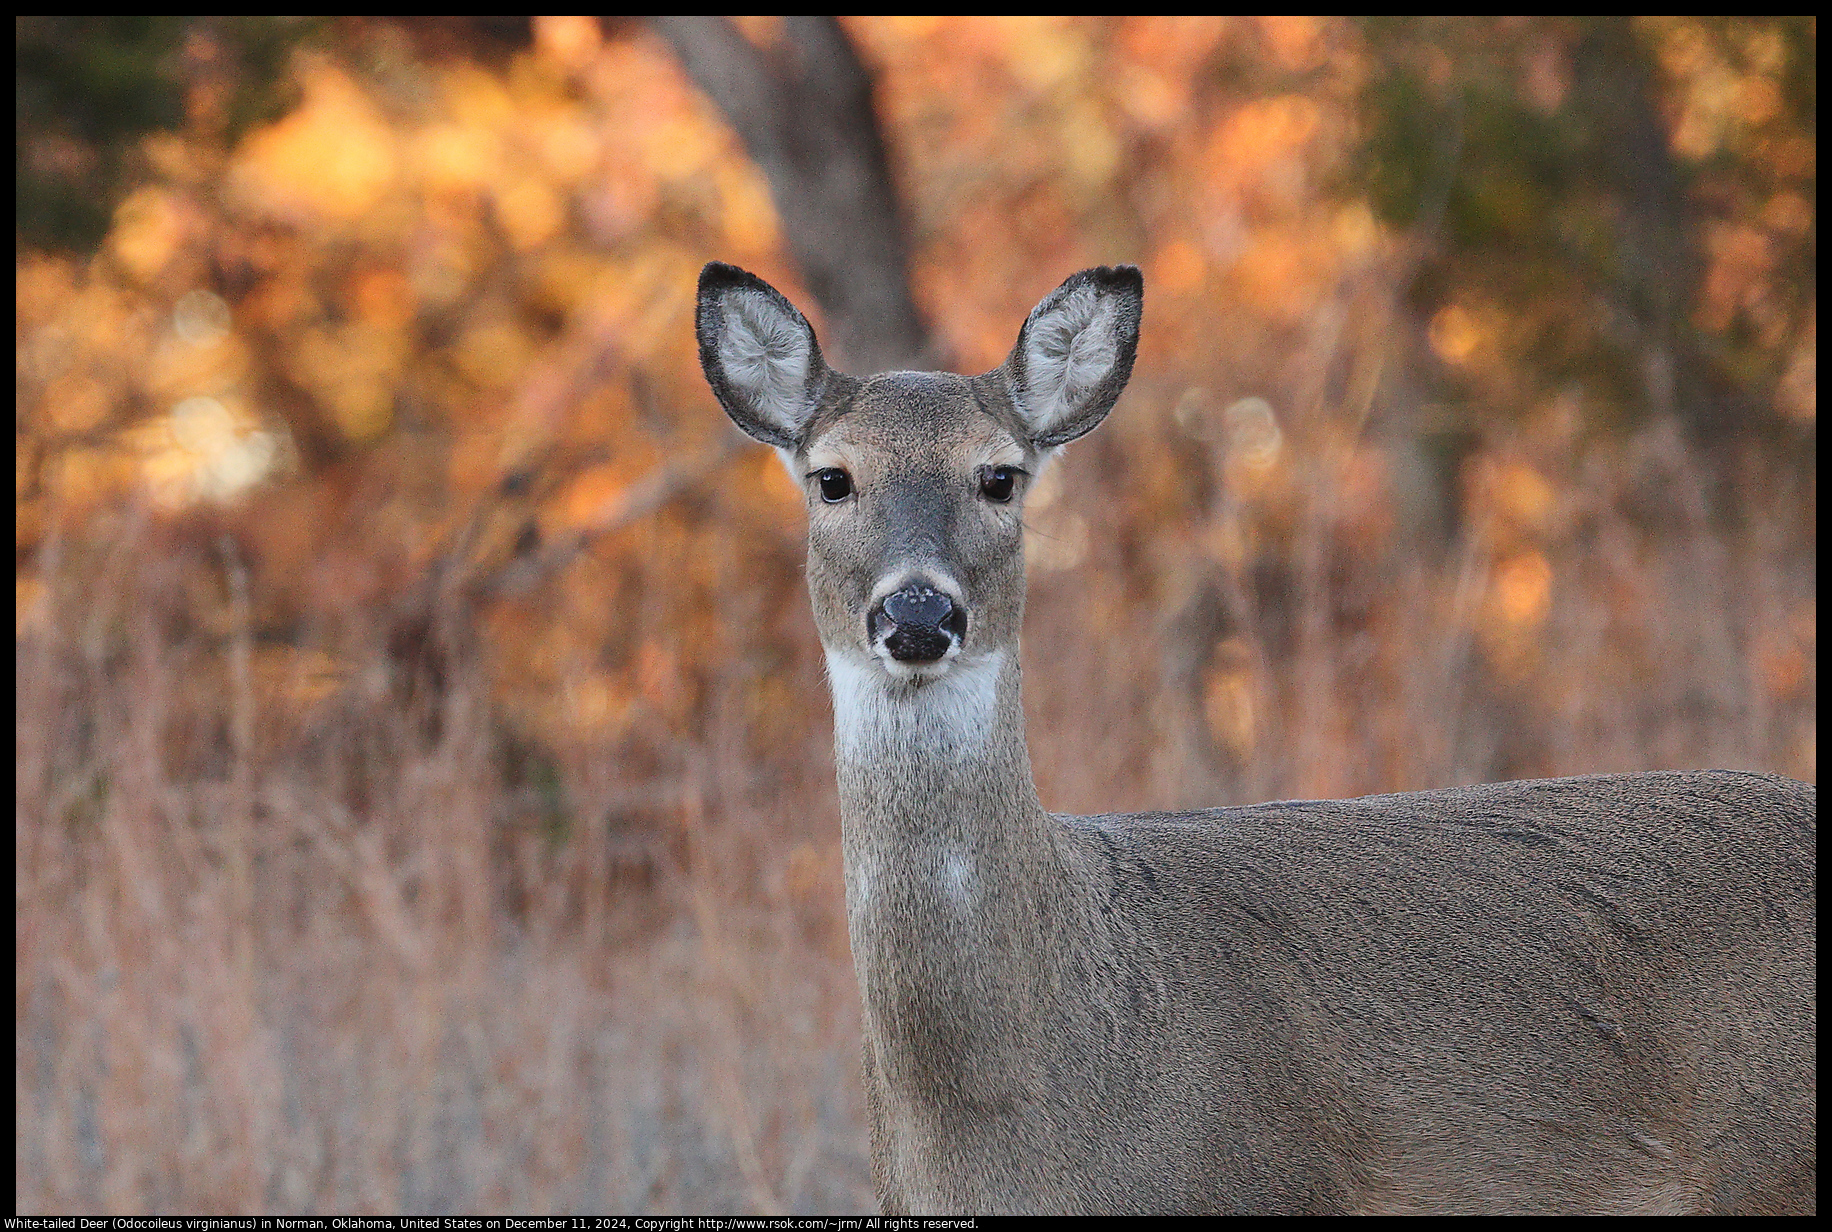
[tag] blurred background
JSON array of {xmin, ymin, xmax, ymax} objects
[{"xmin": 15, "ymin": 16, "xmax": 1815, "ymax": 1214}]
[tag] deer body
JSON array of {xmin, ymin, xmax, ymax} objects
[{"xmin": 693, "ymin": 263, "xmax": 1816, "ymax": 1214}]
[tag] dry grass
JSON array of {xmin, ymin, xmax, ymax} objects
[
  {"xmin": 15, "ymin": 410, "xmax": 1814, "ymax": 1214},
  {"xmin": 16, "ymin": 511, "xmax": 870, "ymax": 1213}
]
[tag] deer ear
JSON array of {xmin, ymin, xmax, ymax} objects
[
  {"xmin": 1001, "ymin": 265, "xmax": 1143, "ymax": 448},
  {"xmin": 696, "ymin": 262, "xmax": 832, "ymax": 449}
]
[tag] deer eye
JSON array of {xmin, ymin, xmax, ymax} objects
[
  {"xmin": 979, "ymin": 465, "xmax": 1020, "ymax": 503},
  {"xmin": 815, "ymin": 467, "xmax": 853, "ymax": 502}
]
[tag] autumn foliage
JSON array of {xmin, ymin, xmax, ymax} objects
[{"xmin": 15, "ymin": 16, "xmax": 1815, "ymax": 1214}]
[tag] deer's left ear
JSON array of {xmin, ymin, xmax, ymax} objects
[{"xmin": 1000, "ymin": 265, "xmax": 1143, "ymax": 448}]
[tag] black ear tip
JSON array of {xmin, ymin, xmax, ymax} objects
[
  {"xmin": 1059, "ymin": 264, "xmax": 1143, "ymax": 301},
  {"xmin": 698, "ymin": 262, "xmax": 801, "ymax": 317},
  {"xmin": 699, "ymin": 261, "xmax": 752, "ymax": 294},
  {"xmin": 1093, "ymin": 264, "xmax": 1144, "ymax": 294}
]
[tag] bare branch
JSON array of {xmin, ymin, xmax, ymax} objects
[{"xmin": 472, "ymin": 438, "xmax": 747, "ymax": 601}]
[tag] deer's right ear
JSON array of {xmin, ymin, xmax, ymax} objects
[{"xmin": 696, "ymin": 262, "xmax": 830, "ymax": 449}]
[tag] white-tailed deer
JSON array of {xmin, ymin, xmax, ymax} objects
[{"xmin": 693, "ymin": 262, "xmax": 1816, "ymax": 1215}]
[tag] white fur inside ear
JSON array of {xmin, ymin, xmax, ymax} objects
[
  {"xmin": 1018, "ymin": 283, "xmax": 1119, "ymax": 438},
  {"xmin": 719, "ymin": 288, "xmax": 814, "ymax": 438}
]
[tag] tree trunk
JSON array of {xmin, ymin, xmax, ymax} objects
[
  {"xmin": 1570, "ymin": 18, "xmax": 1759, "ymax": 446},
  {"xmin": 649, "ymin": 16, "xmax": 939, "ymax": 374}
]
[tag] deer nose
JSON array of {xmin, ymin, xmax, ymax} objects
[{"xmin": 870, "ymin": 584, "xmax": 967, "ymax": 663}]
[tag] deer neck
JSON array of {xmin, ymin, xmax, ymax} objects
[
  {"xmin": 823, "ymin": 645, "xmax": 1074, "ymax": 1084},
  {"xmin": 825, "ymin": 644, "xmax": 1049, "ymax": 875}
]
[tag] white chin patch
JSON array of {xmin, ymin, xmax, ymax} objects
[{"xmin": 825, "ymin": 647, "xmax": 1003, "ymax": 761}]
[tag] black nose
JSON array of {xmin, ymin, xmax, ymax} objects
[{"xmin": 870, "ymin": 585, "xmax": 967, "ymax": 663}]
